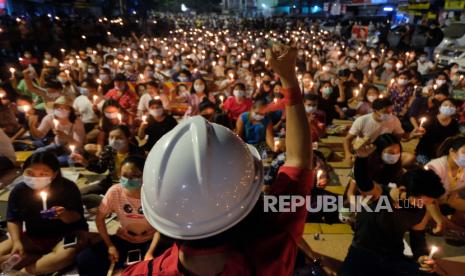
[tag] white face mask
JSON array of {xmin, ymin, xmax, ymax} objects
[
  {"xmin": 455, "ymin": 152, "xmax": 465, "ymax": 167},
  {"xmin": 367, "ymin": 95, "xmax": 378, "ymax": 103},
  {"xmin": 54, "ymin": 108, "xmax": 70, "ymax": 119},
  {"xmin": 439, "ymin": 106, "xmax": 456, "ymax": 116},
  {"xmin": 305, "ymin": 106, "xmax": 316, "ymax": 113},
  {"xmin": 252, "ymin": 113, "xmax": 264, "ymax": 121},
  {"xmin": 109, "ymin": 139, "xmax": 126, "ymax": 151},
  {"xmin": 17, "ymin": 105, "xmax": 30, "ymax": 113},
  {"xmin": 194, "ymin": 84, "xmax": 205, "ymax": 92},
  {"xmin": 149, "ymin": 108, "xmax": 164, "ymax": 117},
  {"xmin": 79, "ymin": 87, "xmax": 89, "ymax": 96},
  {"xmin": 382, "ymin": 153, "xmax": 400, "ymax": 165},
  {"xmin": 105, "ymin": 112, "xmax": 119, "ymax": 120},
  {"xmin": 378, "ymin": 113, "xmax": 391, "ymax": 121},
  {"xmin": 436, "ymin": 80, "xmax": 446, "ymax": 86},
  {"xmin": 371, "ymin": 62, "xmax": 378, "ymax": 68},
  {"xmin": 397, "ymin": 79, "xmax": 408, "ymax": 86},
  {"xmin": 396, "ymin": 63, "xmax": 403, "ymax": 70},
  {"xmin": 233, "ymin": 89, "xmax": 245, "ymax": 98},
  {"xmin": 23, "ymin": 175, "xmax": 52, "ymax": 190}
]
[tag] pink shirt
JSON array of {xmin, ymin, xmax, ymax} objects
[{"xmin": 99, "ymin": 185, "xmax": 156, "ymax": 244}]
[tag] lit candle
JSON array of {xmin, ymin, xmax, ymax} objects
[
  {"xmin": 154, "ymin": 95, "xmax": 160, "ymax": 100},
  {"xmin": 428, "ymin": 245, "xmax": 438, "ymax": 259},
  {"xmin": 60, "ymin": 48, "xmax": 65, "ymax": 53},
  {"xmin": 354, "ymin": 89, "xmax": 359, "ymax": 97},
  {"xmin": 96, "ymin": 78, "xmax": 102, "ymax": 85},
  {"xmin": 117, "ymin": 113, "xmax": 122, "ymax": 123},
  {"xmin": 92, "ymin": 95, "xmax": 98, "ymax": 105},
  {"xmin": 70, "ymin": 144, "xmax": 75, "ymax": 153},
  {"xmin": 433, "ymin": 84, "xmax": 437, "ymax": 90},
  {"xmin": 142, "ymin": 115, "xmax": 147, "ymax": 123},
  {"xmin": 219, "ymin": 95, "xmax": 225, "ymax": 103},
  {"xmin": 274, "ymin": 139, "xmax": 279, "ymax": 151},
  {"xmin": 0, "ymin": 91, "xmax": 4, "ymax": 99},
  {"xmin": 23, "ymin": 105, "xmax": 30, "ymax": 113},
  {"xmin": 53, "ymin": 119, "xmax": 59, "ymax": 129},
  {"xmin": 368, "ymin": 69, "xmax": 372, "ymax": 75},
  {"xmin": 81, "ymin": 35, "xmax": 86, "ymax": 40},
  {"xmin": 273, "ymin": 98, "xmax": 278, "ymax": 104},
  {"xmin": 419, "ymin": 117, "xmax": 427, "ymax": 128},
  {"xmin": 317, "ymin": 170, "xmax": 323, "ymax": 186},
  {"xmin": 460, "ymin": 75, "xmax": 464, "ymax": 80},
  {"xmin": 229, "ymin": 73, "xmax": 234, "ymax": 81},
  {"xmin": 40, "ymin": 191, "xmax": 48, "ymax": 211},
  {"xmin": 9, "ymin": 67, "xmax": 15, "ymax": 78}
]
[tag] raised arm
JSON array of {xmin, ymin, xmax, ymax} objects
[{"xmin": 266, "ymin": 45, "xmax": 311, "ymax": 169}]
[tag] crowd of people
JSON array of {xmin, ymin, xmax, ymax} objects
[{"xmin": 0, "ymin": 13, "xmax": 464, "ymax": 275}]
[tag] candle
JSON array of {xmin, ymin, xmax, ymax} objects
[
  {"xmin": 354, "ymin": 89, "xmax": 359, "ymax": 97},
  {"xmin": 142, "ymin": 115, "xmax": 147, "ymax": 123},
  {"xmin": 23, "ymin": 105, "xmax": 30, "ymax": 113},
  {"xmin": 40, "ymin": 191, "xmax": 48, "ymax": 211},
  {"xmin": 219, "ymin": 95, "xmax": 225, "ymax": 103},
  {"xmin": 317, "ymin": 170, "xmax": 323, "ymax": 186},
  {"xmin": 419, "ymin": 117, "xmax": 427, "ymax": 128},
  {"xmin": 117, "ymin": 113, "xmax": 122, "ymax": 123},
  {"xmin": 428, "ymin": 245, "xmax": 438, "ymax": 259},
  {"xmin": 60, "ymin": 48, "xmax": 65, "ymax": 53},
  {"xmin": 93, "ymin": 95, "xmax": 98, "ymax": 104},
  {"xmin": 96, "ymin": 78, "xmax": 102, "ymax": 85},
  {"xmin": 274, "ymin": 139, "xmax": 279, "ymax": 151},
  {"xmin": 273, "ymin": 98, "xmax": 278, "ymax": 104},
  {"xmin": 368, "ymin": 69, "xmax": 372, "ymax": 75},
  {"xmin": 9, "ymin": 67, "xmax": 15, "ymax": 78},
  {"xmin": 69, "ymin": 144, "xmax": 75, "ymax": 154},
  {"xmin": 229, "ymin": 73, "xmax": 234, "ymax": 80},
  {"xmin": 81, "ymin": 35, "xmax": 86, "ymax": 39},
  {"xmin": 433, "ymin": 84, "xmax": 437, "ymax": 90},
  {"xmin": 53, "ymin": 119, "xmax": 59, "ymax": 129},
  {"xmin": 154, "ymin": 95, "xmax": 160, "ymax": 100},
  {"xmin": 0, "ymin": 91, "xmax": 4, "ymax": 99}
]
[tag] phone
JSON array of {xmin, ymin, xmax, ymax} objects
[
  {"xmin": 63, "ymin": 235, "xmax": 78, "ymax": 249},
  {"xmin": 126, "ymin": 249, "xmax": 141, "ymax": 265}
]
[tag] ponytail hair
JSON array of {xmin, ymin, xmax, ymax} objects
[{"xmin": 438, "ymin": 134, "xmax": 465, "ymax": 156}]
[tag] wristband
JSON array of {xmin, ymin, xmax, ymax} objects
[{"xmin": 282, "ymin": 87, "xmax": 303, "ymax": 106}]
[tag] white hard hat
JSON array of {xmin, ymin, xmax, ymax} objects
[{"xmin": 142, "ymin": 116, "xmax": 263, "ymax": 240}]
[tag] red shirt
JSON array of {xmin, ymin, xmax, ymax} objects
[
  {"xmin": 123, "ymin": 166, "xmax": 313, "ymax": 276},
  {"xmin": 223, "ymin": 97, "xmax": 253, "ymax": 121},
  {"xmin": 105, "ymin": 87, "xmax": 139, "ymax": 113}
]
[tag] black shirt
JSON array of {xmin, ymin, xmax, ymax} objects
[
  {"xmin": 7, "ymin": 177, "xmax": 88, "ymax": 238},
  {"xmin": 144, "ymin": 115, "xmax": 178, "ymax": 151},
  {"xmin": 352, "ymin": 186, "xmax": 426, "ymax": 257},
  {"xmin": 416, "ymin": 117, "xmax": 459, "ymax": 158}
]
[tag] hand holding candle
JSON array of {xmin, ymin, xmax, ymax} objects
[
  {"xmin": 419, "ymin": 117, "xmax": 427, "ymax": 129},
  {"xmin": 9, "ymin": 67, "xmax": 15, "ymax": 78},
  {"xmin": 53, "ymin": 119, "xmax": 59, "ymax": 129},
  {"xmin": 428, "ymin": 245, "xmax": 438, "ymax": 259},
  {"xmin": 317, "ymin": 169, "xmax": 323, "ymax": 187},
  {"xmin": 69, "ymin": 144, "xmax": 75, "ymax": 154}
]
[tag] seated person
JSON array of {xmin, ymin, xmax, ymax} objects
[
  {"xmin": 138, "ymin": 99, "xmax": 177, "ymax": 152},
  {"xmin": 356, "ymin": 85, "xmax": 380, "ymax": 116},
  {"xmin": 29, "ymin": 96, "xmax": 86, "ymax": 166},
  {"xmin": 304, "ymin": 94, "xmax": 326, "ymax": 142},
  {"xmin": 236, "ymin": 100, "xmax": 274, "ymax": 153},
  {"xmin": 222, "ymin": 83, "xmax": 253, "ymax": 123},
  {"xmin": 137, "ymin": 80, "xmax": 170, "ymax": 117},
  {"xmin": 415, "ymin": 99, "xmax": 459, "ymax": 165},
  {"xmin": 71, "ymin": 125, "xmax": 143, "ymax": 209},
  {"xmin": 73, "ymin": 79, "xmax": 104, "ymax": 142},
  {"xmin": 0, "ymin": 152, "xmax": 88, "ymax": 274},
  {"xmin": 340, "ymin": 155, "xmax": 444, "ymax": 275},
  {"xmin": 77, "ymin": 156, "xmax": 161, "ymax": 275},
  {"xmin": 0, "ymin": 128, "xmax": 16, "ymax": 171}
]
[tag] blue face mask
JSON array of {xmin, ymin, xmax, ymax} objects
[
  {"xmin": 120, "ymin": 177, "xmax": 142, "ymax": 190},
  {"xmin": 322, "ymin": 87, "xmax": 333, "ymax": 96}
]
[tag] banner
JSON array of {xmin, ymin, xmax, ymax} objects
[{"xmin": 445, "ymin": 0, "xmax": 465, "ymax": 10}]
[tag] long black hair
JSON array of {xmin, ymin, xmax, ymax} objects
[
  {"xmin": 438, "ymin": 134, "xmax": 465, "ymax": 156},
  {"xmin": 370, "ymin": 134, "xmax": 403, "ymax": 185},
  {"xmin": 23, "ymin": 152, "xmax": 63, "ymax": 181}
]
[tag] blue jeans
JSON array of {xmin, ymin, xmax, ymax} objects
[{"xmin": 339, "ymin": 246, "xmax": 435, "ymax": 276}]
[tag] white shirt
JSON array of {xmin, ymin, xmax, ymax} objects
[
  {"xmin": 0, "ymin": 128, "xmax": 16, "ymax": 163},
  {"xmin": 426, "ymin": 156, "xmax": 465, "ymax": 200},
  {"xmin": 417, "ymin": 61, "xmax": 434, "ymax": 75},
  {"xmin": 73, "ymin": 95, "xmax": 103, "ymax": 124},
  {"xmin": 348, "ymin": 113, "xmax": 404, "ymax": 143},
  {"xmin": 37, "ymin": 114, "xmax": 86, "ymax": 148}
]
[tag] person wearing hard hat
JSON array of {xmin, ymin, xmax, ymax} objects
[{"xmin": 123, "ymin": 44, "xmax": 314, "ymax": 275}]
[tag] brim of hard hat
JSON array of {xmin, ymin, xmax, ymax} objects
[{"xmin": 142, "ymin": 143, "xmax": 264, "ymax": 241}]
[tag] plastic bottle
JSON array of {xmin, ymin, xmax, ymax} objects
[{"xmin": 0, "ymin": 253, "xmax": 21, "ymax": 273}]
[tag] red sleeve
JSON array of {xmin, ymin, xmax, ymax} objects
[
  {"xmin": 271, "ymin": 166, "xmax": 313, "ymax": 196},
  {"xmin": 223, "ymin": 97, "xmax": 233, "ymax": 111}
]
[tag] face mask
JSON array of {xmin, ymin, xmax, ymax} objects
[
  {"xmin": 439, "ymin": 106, "xmax": 456, "ymax": 116},
  {"xmin": 105, "ymin": 112, "xmax": 119, "ymax": 119},
  {"xmin": 99, "ymin": 74, "xmax": 110, "ymax": 82},
  {"xmin": 149, "ymin": 108, "xmax": 164, "ymax": 117},
  {"xmin": 79, "ymin": 87, "xmax": 89, "ymax": 96},
  {"xmin": 23, "ymin": 175, "xmax": 52, "ymax": 190},
  {"xmin": 305, "ymin": 106, "xmax": 316, "ymax": 113},
  {"xmin": 155, "ymin": 63, "xmax": 163, "ymax": 69},
  {"xmin": 194, "ymin": 84, "xmax": 205, "ymax": 92},
  {"xmin": 397, "ymin": 79, "xmax": 408, "ymax": 86},
  {"xmin": 233, "ymin": 89, "xmax": 245, "ymax": 97},
  {"xmin": 124, "ymin": 65, "xmax": 132, "ymax": 71},
  {"xmin": 349, "ymin": 52, "xmax": 356, "ymax": 57},
  {"xmin": 384, "ymin": 63, "xmax": 393, "ymax": 69},
  {"xmin": 120, "ymin": 176, "xmax": 142, "ymax": 190},
  {"xmin": 379, "ymin": 113, "xmax": 391, "ymax": 121},
  {"xmin": 452, "ymin": 68, "xmax": 459, "ymax": 73},
  {"xmin": 436, "ymin": 80, "xmax": 446, "ymax": 86},
  {"xmin": 242, "ymin": 63, "xmax": 250, "ymax": 69},
  {"xmin": 57, "ymin": 76, "xmax": 67, "ymax": 84},
  {"xmin": 455, "ymin": 152, "xmax": 465, "ymax": 167},
  {"xmin": 322, "ymin": 66, "xmax": 330, "ymax": 72},
  {"xmin": 109, "ymin": 138, "xmax": 126, "ymax": 151},
  {"xmin": 371, "ymin": 62, "xmax": 378, "ymax": 68},
  {"xmin": 396, "ymin": 63, "xmax": 403, "ymax": 70},
  {"xmin": 54, "ymin": 109, "xmax": 70, "ymax": 119},
  {"xmin": 382, "ymin": 153, "xmax": 400, "ymax": 165},
  {"xmin": 419, "ymin": 56, "xmax": 427, "ymax": 62},
  {"xmin": 17, "ymin": 105, "xmax": 30, "ymax": 113},
  {"xmin": 348, "ymin": 63, "xmax": 357, "ymax": 70},
  {"xmin": 87, "ymin": 68, "xmax": 96, "ymax": 74},
  {"xmin": 322, "ymin": 87, "xmax": 333, "ymax": 96},
  {"xmin": 361, "ymin": 92, "xmax": 376, "ymax": 102},
  {"xmin": 252, "ymin": 113, "xmax": 264, "ymax": 121},
  {"xmin": 179, "ymin": 77, "xmax": 189, "ymax": 82},
  {"xmin": 218, "ymin": 61, "xmax": 225, "ymax": 66}
]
